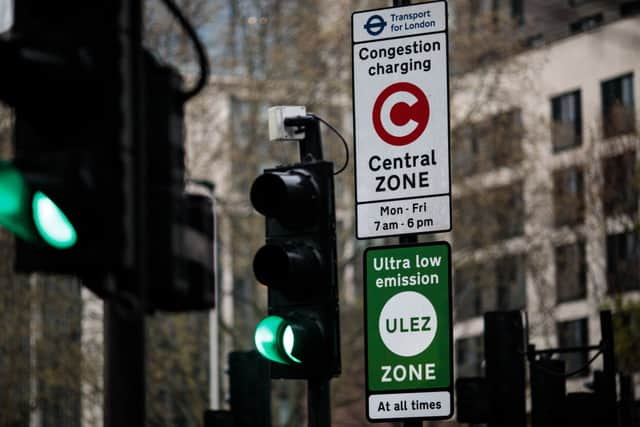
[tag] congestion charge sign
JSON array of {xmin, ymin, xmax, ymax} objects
[
  {"xmin": 363, "ymin": 242, "xmax": 453, "ymax": 422},
  {"xmin": 352, "ymin": 1, "xmax": 451, "ymax": 239}
]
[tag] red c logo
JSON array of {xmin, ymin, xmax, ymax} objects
[{"xmin": 372, "ymin": 82, "xmax": 430, "ymax": 146}]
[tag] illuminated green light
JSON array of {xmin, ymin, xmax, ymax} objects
[
  {"xmin": 0, "ymin": 161, "xmax": 37, "ymax": 242},
  {"xmin": 32, "ymin": 191, "xmax": 77, "ymax": 249},
  {"xmin": 254, "ymin": 315, "xmax": 290, "ymax": 365},
  {"xmin": 283, "ymin": 325, "xmax": 302, "ymax": 364},
  {"xmin": 0, "ymin": 161, "xmax": 25, "ymax": 216}
]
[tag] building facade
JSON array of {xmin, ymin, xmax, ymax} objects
[{"xmin": 450, "ymin": 1, "xmax": 640, "ymax": 406}]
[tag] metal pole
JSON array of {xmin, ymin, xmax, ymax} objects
[
  {"xmin": 292, "ymin": 116, "xmax": 333, "ymax": 427},
  {"xmin": 391, "ymin": 0, "xmax": 422, "ymax": 419},
  {"xmin": 104, "ymin": 300, "xmax": 146, "ymax": 427},
  {"xmin": 284, "ymin": 116, "xmax": 324, "ymax": 162},
  {"xmin": 530, "ymin": 358, "xmax": 567, "ymax": 427},
  {"xmin": 619, "ymin": 373, "xmax": 636, "ymax": 427},
  {"xmin": 598, "ymin": 311, "xmax": 618, "ymax": 426},
  {"xmin": 308, "ymin": 379, "xmax": 331, "ymax": 427},
  {"xmin": 105, "ymin": 0, "xmax": 147, "ymax": 425}
]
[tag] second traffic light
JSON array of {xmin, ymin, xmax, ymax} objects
[
  {"xmin": 0, "ymin": 2, "xmax": 132, "ymax": 280},
  {"xmin": 484, "ymin": 311, "xmax": 526, "ymax": 427},
  {"xmin": 251, "ymin": 160, "xmax": 340, "ymax": 379}
]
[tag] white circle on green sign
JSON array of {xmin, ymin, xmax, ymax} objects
[{"xmin": 378, "ymin": 291, "xmax": 438, "ymax": 357}]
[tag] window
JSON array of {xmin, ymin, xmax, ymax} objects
[
  {"xmin": 607, "ymin": 231, "xmax": 640, "ymax": 293},
  {"xmin": 490, "ymin": 0, "xmax": 524, "ymax": 25},
  {"xmin": 453, "ymin": 194, "xmax": 484, "ymax": 249},
  {"xmin": 602, "ymin": 151, "xmax": 638, "ymax": 216},
  {"xmin": 526, "ymin": 33, "xmax": 544, "ymax": 48},
  {"xmin": 555, "ymin": 241, "xmax": 587, "ymax": 303},
  {"xmin": 569, "ymin": 13, "xmax": 603, "ymax": 34},
  {"xmin": 470, "ymin": 0, "xmax": 493, "ymax": 32},
  {"xmin": 613, "ymin": 307, "xmax": 640, "ymax": 373},
  {"xmin": 557, "ymin": 318, "xmax": 589, "ymax": 376},
  {"xmin": 491, "ymin": 109, "xmax": 524, "ymax": 167},
  {"xmin": 511, "ymin": 0, "xmax": 524, "ymax": 25},
  {"xmin": 454, "ymin": 183, "xmax": 523, "ymax": 249},
  {"xmin": 496, "ymin": 254, "xmax": 526, "ymax": 311},
  {"xmin": 551, "ymin": 90, "xmax": 582, "ymax": 151},
  {"xmin": 456, "ymin": 335, "xmax": 484, "ymax": 377},
  {"xmin": 455, "ymin": 265, "xmax": 484, "ymax": 320},
  {"xmin": 491, "ymin": 182, "xmax": 524, "ymax": 240},
  {"xmin": 553, "ymin": 166, "xmax": 584, "ymax": 227},
  {"xmin": 456, "ymin": 259, "xmax": 523, "ymax": 319},
  {"xmin": 621, "ymin": 1, "xmax": 640, "ymax": 17},
  {"xmin": 453, "ymin": 109, "xmax": 523, "ymax": 178},
  {"xmin": 602, "ymin": 73, "xmax": 635, "ymax": 138},
  {"xmin": 453, "ymin": 126, "xmax": 479, "ymax": 177}
]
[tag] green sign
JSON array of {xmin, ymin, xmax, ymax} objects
[{"xmin": 364, "ymin": 242, "xmax": 453, "ymax": 422}]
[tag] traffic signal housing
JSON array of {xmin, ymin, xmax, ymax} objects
[
  {"xmin": 251, "ymin": 160, "xmax": 340, "ymax": 379},
  {"xmin": 228, "ymin": 350, "xmax": 271, "ymax": 427},
  {"xmin": 0, "ymin": 4, "xmax": 216, "ymax": 310},
  {"xmin": 484, "ymin": 311, "xmax": 526, "ymax": 427},
  {"xmin": 455, "ymin": 377, "xmax": 489, "ymax": 424},
  {"xmin": 0, "ymin": 2, "xmax": 132, "ymax": 283},
  {"xmin": 144, "ymin": 56, "xmax": 215, "ymax": 311}
]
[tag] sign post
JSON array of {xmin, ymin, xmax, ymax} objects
[
  {"xmin": 364, "ymin": 242, "xmax": 453, "ymax": 422},
  {"xmin": 352, "ymin": 1, "xmax": 451, "ymax": 239}
]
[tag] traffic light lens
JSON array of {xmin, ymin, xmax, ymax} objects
[
  {"xmin": 254, "ymin": 243, "xmax": 322, "ymax": 291},
  {"xmin": 0, "ymin": 161, "xmax": 25, "ymax": 216},
  {"xmin": 0, "ymin": 161, "xmax": 38, "ymax": 242},
  {"xmin": 283, "ymin": 325, "xmax": 302, "ymax": 364},
  {"xmin": 254, "ymin": 315, "xmax": 289, "ymax": 365},
  {"xmin": 32, "ymin": 191, "xmax": 77, "ymax": 249},
  {"xmin": 250, "ymin": 173, "xmax": 285, "ymax": 218},
  {"xmin": 254, "ymin": 244, "xmax": 288, "ymax": 287},
  {"xmin": 250, "ymin": 170, "xmax": 319, "ymax": 227}
]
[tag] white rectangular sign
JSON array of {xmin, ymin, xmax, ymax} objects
[
  {"xmin": 368, "ymin": 391, "xmax": 451, "ymax": 420},
  {"xmin": 352, "ymin": 1, "xmax": 451, "ymax": 239}
]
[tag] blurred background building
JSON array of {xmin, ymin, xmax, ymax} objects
[{"xmin": 449, "ymin": 0, "xmax": 640, "ymax": 403}]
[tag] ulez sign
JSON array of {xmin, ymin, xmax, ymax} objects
[{"xmin": 363, "ymin": 242, "xmax": 453, "ymax": 422}]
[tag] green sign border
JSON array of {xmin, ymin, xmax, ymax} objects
[{"xmin": 363, "ymin": 241, "xmax": 453, "ymax": 422}]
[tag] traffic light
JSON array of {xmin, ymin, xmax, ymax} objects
[
  {"xmin": 484, "ymin": 311, "xmax": 526, "ymax": 427},
  {"xmin": 0, "ymin": 3, "xmax": 215, "ymax": 310},
  {"xmin": 228, "ymin": 350, "xmax": 271, "ymax": 427},
  {"xmin": 0, "ymin": 2, "xmax": 132, "ymax": 283},
  {"xmin": 144, "ymin": 55, "xmax": 215, "ymax": 311},
  {"xmin": 251, "ymin": 159, "xmax": 340, "ymax": 379},
  {"xmin": 455, "ymin": 377, "xmax": 489, "ymax": 424},
  {"xmin": 530, "ymin": 358, "xmax": 567, "ymax": 427},
  {"xmin": 0, "ymin": 160, "xmax": 76, "ymax": 249}
]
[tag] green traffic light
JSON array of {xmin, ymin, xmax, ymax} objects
[
  {"xmin": 254, "ymin": 315, "xmax": 301, "ymax": 365},
  {"xmin": 0, "ymin": 161, "xmax": 77, "ymax": 249},
  {"xmin": 0, "ymin": 160, "xmax": 38, "ymax": 242},
  {"xmin": 32, "ymin": 191, "xmax": 77, "ymax": 249},
  {"xmin": 0, "ymin": 162, "xmax": 25, "ymax": 215},
  {"xmin": 282, "ymin": 324, "xmax": 302, "ymax": 363}
]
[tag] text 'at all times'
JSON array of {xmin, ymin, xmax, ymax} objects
[{"xmin": 377, "ymin": 397, "xmax": 443, "ymax": 412}]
